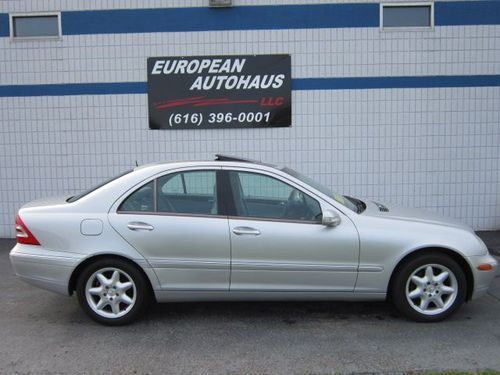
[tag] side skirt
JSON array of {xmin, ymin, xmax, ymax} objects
[{"xmin": 154, "ymin": 290, "xmax": 387, "ymax": 303}]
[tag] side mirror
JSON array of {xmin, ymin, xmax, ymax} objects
[{"xmin": 322, "ymin": 210, "xmax": 341, "ymax": 227}]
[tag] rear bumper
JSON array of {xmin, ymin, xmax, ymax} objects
[
  {"xmin": 468, "ymin": 253, "xmax": 498, "ymax": 299},
  {"xmin": 9, "ymin": 244, "xmax": 82, "ymax": 296}
]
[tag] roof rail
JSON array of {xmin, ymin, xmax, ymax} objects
[{"xmin": 214, "ymin": 154, "xmax": 260, "ymax": 163}]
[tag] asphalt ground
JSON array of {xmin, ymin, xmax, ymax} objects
[{"xmin": 1, "ymin": 237, "xmax": 499, "ymax": 374}]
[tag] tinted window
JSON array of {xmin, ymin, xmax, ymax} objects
[
  {"xmin": 157, "ymin": 171, "xmax": 217, "ymax": 215},
  {"xmin": 229, "ymin": 171, "xmax": 321, "ymax": 222},
  {"xmin": 382, "ymin": 5, "xmax": 431, "ymax": 28},
  {"xmin": 118, "ymin": 181, "xmax": 154, "ymax": 212},
  {"xmin": 239, "ymin": 172, "xmax": 290, "ymax": 200},
  {"xmin": 161, "ymin": 173, "xmax": 184, "ymax": 194},
  {"xmin": 12, "ymin": 15, "xmax": 59, "ymax": 37}
]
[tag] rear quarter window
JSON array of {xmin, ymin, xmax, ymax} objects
[{"xmin": 118, "ymin": 181, "xmax": 154, "ymax": 212}]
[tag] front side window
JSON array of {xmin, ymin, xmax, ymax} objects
[
  {"xmin": 11, "ymin": 14, "xmax": 60, "ymax": 38},
  {"xmin": 381, "ymin": 4, "xmax": 433, "ymax": 28},
  {"xmin": 228, "ymin": 171, "xmax": 321, "ymax": 222},
  {"xmin": 157, "ymin": 170, "xmax": 217, "ymax": 215}
]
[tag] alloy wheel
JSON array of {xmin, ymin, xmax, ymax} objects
[
  {"xmin": 405, "ymin": 263, "xmax": 458, "ymax": 316},
  {"xmin": 85, "ymin": 267, "xmax": 137, "ymax": 319}
]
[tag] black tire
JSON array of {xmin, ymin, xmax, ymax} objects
[
  {"xmin": 76, "ymin": 258, "xmax": 150, "ymax": 325},
  {"xmin": 391, "ymin": 253, "xmax": 467, "ymax": 322}
]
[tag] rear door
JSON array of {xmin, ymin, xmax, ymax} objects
[
  {"xmin": 223, "ymin": 168, "xmax": 359, "ymax": 292},
  {"xmin": 108, "ymin": 168, "xmax": 230, "ymax": 290}
]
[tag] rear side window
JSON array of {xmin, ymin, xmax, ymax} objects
[
  {"xmin": 118, "ymin": 181, "xmax": 154, "ymax": 212},
  {"xmin": 157, "ymin": 171, "xmax": 217, "ymax": 215}
]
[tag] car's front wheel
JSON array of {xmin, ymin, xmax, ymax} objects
[
  {"xmin": 392, "ymin": 253, "xmax": 467, "ymax": 322},
  {"xmin": 76, "ymin": 258, "xmax": 150, "ymax": 325}
]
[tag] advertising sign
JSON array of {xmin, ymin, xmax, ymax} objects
[{"xmin": 147, "ymin": 54, "xmax": 291, "ymax": 129}]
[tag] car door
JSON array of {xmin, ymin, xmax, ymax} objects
[
  {"xmin": 108, "ymin": 168, "xmax": 230, "ymax": 290},
  {"xmin": 224, "ymin": 169, "xmax": 359, "ymax": 292}
]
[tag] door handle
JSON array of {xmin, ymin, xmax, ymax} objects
[
  {"xmin": 232, "ymin": 226, "xmax": 261, "ymax": 236},
  {"xmin": 127, "ymin": 222, "xmax": 154, "ymax": 231}
]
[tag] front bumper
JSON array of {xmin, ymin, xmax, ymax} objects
[
  {"xmin": 468, "ymin": 253, "xmax": 498, "ymax": 299},
  {"xmin": 9, "ymin": 244, "xmax": 83, "ymax": 296}
]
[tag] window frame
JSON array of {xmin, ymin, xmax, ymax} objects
[
  {"xmin": 9, "ymin": 12, "xmax": 62, "ymax": 41},
  {"xmin": 222, "ymin": 168, "xmax": 324, "ymax": 225},
  {"xmin": 116, "ymin": 167, "xmax": 334, "ymax": 224},
  {"xmin": 117, "ymin": 168, "xmax": 225, "ymax": 218},
  {"xmin": 380, "ymin": 2, "xmax": 434, "ymax": 31}
]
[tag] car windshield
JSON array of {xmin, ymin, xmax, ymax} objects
[
  {"xmin": 281, "ymin": 167, "xmax": 359, "ymax": 212},
  {"xmin": 67, "ymin": 169, "xmax": 133, "ymax": 203}
]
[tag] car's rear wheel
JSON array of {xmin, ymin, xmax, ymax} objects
[
  {"xmin": 392, "ymin": 253, "xmax": 467, "ymax": 322},
  {"xmin": 76, "ymin": 259, "xmax": 150, "ymax": 325}
]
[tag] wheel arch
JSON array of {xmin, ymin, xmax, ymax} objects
[
  {"xmin": 68, "ymin": 254, "xmax": 156, "ymax": 300},
  {"xmin": 387, "ymin": 247, "xmax": 474, "ymax": 301}
]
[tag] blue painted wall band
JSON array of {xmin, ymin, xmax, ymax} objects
[
  {"xmin": 1, "ymin": 75, "xmax": 500, "ymax": 97},
  {"xmin": 61, "ymin": 4, "xmax": 378, "ymax": 35},
  {"xmin": 292, "ymin": 75, "xmax": 500, "ymax": 90},
  {"xmin": 1, "ymin": 1, "xmax": 500, "ymax": 37},
  {"xmin": 435, "ymin": 1, "xmax": 500, "ymax": 26},
  {"xmin": 0, "ymin": 82, "xmax": 147, "ymax": 97},
  {"xmin": 0, "ymin": 13, "xmax": 9, "ymax": 37}
]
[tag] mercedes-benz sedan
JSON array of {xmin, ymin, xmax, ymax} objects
[{"xmin": 10, "ymin": 155, "xmax": 497, "ymax": 325}]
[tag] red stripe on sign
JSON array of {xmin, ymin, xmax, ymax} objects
[{"xmin": 155, "ymin": 97, "xmax": 258, "ymax": 109}]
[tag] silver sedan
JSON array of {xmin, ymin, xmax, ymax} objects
[{"xmin": 10, "ymin": 155, "xmax": 497, "ymax": 325}]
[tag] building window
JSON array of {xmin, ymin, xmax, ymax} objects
[
  {"xmin": 10, "ymin": 13, "xmax": 61, "ymax": 39},
  {"xmin": 381, "ymin": 3, "xmax": 433, "ymax": 29}
]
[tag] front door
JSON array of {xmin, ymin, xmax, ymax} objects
[
  {"xmin": 109, "ymin": 169, "xmax": 230, "ymax": 290},
  {"xmin": 224, "ymin": 169, "xmax": 359, "ymax": 292}
]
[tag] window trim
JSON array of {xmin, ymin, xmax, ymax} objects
[
  {"xmin": 9, "ymin": 12, "xmax": 62, "ymax": 41},
  {"xmin": 117, "ymin": 169, "xmax": 222, "ymax": 217},
  {"xmin": 380, "ymin": 2, "xmax": 434, "ymax": 31},
  {"xmin": 116, "ymin": 210, "xmax": 228, "ymax": 220}
]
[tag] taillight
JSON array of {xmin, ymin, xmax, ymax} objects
[{"xmin": 15, "ymin": 214, "xmax": 40, "ymax": 245}]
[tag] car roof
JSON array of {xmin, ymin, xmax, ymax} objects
[{"xmin": 134, "ymin": 155, "xmax": 276, "ymax": 172}]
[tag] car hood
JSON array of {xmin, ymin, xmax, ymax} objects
[{"xmin": 362, "ymin": 200, "xmax": 472, "ymax": 232}]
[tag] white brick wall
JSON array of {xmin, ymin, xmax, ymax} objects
[
  {"xmin": 2, "ymin": 26, "xmax": 500, "ymax": 85},
  {"xmin": 0, "ymin": 1, "xmax": 499, "ymax": 237},
  {"xmin": 1, "ymin": 86, "xmax": 499, "ymax": 236}
]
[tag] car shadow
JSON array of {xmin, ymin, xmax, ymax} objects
[
  {"xmin": 43, "ymin": 293, "xmax": 481, "ymax": 326},
  {"xmin": 143, "ymin": 299, "xmax": 402, "ymax": 324}
]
